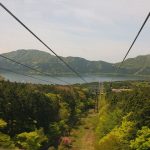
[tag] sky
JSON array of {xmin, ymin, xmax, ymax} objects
[{"xmin": 0, "ymin": 0, "xmax": 150, "ymax": 62}]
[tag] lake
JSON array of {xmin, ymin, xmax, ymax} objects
[{"xmin": 0, "ymin": 72, "xmax": 147, "ymax": 85}]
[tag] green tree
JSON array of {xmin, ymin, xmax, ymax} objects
[
  {"xmin": 0, "ymin": 119, "xmax": 7, "ymax": 128},
  {"xmin": 0, "ymin": 119, "xmax": 16, "ymax": 149},
  {"xmin": 130, "ymin": 126, "xmax": 150, "ymax": 150},
  {"xmin": 98, "ymin": 113, "xmax": 135, "ymax": 150},
  {"xmin": 16, "ymin": 129, "xmax": 48, "ymax": 150}
]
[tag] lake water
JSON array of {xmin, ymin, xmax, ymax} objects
[{"xmin": 0, "ymin": 72, "xmax": 147, "ymax": 85}]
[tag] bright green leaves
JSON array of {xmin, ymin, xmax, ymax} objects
[
  {"xmin": 98, "ymin": 113, "xmax": 135, "ymax": 150},
  {"xmin": 0, "ymin": 119, "xmax": 16, "ymax": 149},
  {"xmin": 0, "ymin": 133, "xmax": 16, "ymax": 149},
  {"xmin": 96, "ymin": 81, "xmax": 150, "ymax": 150},
  {"xmin": 0, "ymin": 119, "xmax": 7, "ymax": 129},
  {"xmin": 130, "ymin": 126, "xmax": 150, "ymax": 150},
  {"xmin": 16, "ymin": 129, "xmax": 48, "ymax": 150}
]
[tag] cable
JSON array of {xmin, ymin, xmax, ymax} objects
[
  {"xmin": 0, "ymin": 2, "xmax": 87, "ymax": 83},
  {"xmin": 110, "ymin": 12, "xmax": 150, "ymax": 87},
  {"xmin": 118, "ymin": 12, "xmax": 150, "ymax": 70},
  {"xmin": 0, "ymin": 67, "xmax": 55, "ymax": 84},
  {"xmin": 0, "ymin": 54, "xmax": 70, "ymax": 85}
]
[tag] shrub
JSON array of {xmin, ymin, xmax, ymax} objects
[
  {"xmin": 16, "ymin": 129, "xmax": 48, "ymax": 150},
  {"xmin": 130, "ymin": 126, "xmax": 150, "ymax": 150}
]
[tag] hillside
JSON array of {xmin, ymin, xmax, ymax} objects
[
  {"xmin": 95, "ymin": 81, "xmax": 150, "ymax": 150},
  {"xmin": 0, "ymin": 49, "xmax": 115, "ymax": 75},
  {"xmin": 116, "ymin": 55, "xmax": 150, "ymax": 75},
  {"xmin": 0, "ymin": 49, "xmax": 150, "ymax": 76}
]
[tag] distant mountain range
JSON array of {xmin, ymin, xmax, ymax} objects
[{"xmin": 0, "ymin": 49, "xmax": 150, "ymax": 76}]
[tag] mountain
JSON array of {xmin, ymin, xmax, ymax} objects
[
  {"xmin": 0, "ymin": 49, "xmax": 149, "ymax": 76},
  {"xmin": 116, "ymin": 55, "xmax": 150, "ymax": 75},
  {"xmin": 0, "ymin": 49, "xmax": 115, "ymax": 75}
]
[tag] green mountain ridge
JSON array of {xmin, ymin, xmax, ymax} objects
[
  {"xmin": 0, "ymin": 49, "xmax": 149, "ymax": 76},
  {"xmin": 116, "ymin": 54, "xmax": 150, "ymax": 75}
]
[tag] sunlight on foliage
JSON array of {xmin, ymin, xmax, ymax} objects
[
  {"xmin": 0, "ymin": 119, "xmax": 16, "ymax": 149},
  {"xmin": 96, "ymin": 98, "xmax": 122, "ymax": 139},
  {"xmin": 130, "ymin": 126, "xmax": 150, "ymax": 150},
  {"xmin": 16, "ymin": 129, "xmax": 48, "ymax": 150},
  {"xmin": 98, "ymin": 113, "xmax": 135, "ymax": 150},
  {"xmin": 0, "ymin": 133, "xmax": 16, "ymax": 149},
  {"xmin": 0, "ymin": 119, "xmax": 7, "ymax": 129},
  {"xmin": 59, "ymin": 103, "xmax": 70, "ymax": 120}
]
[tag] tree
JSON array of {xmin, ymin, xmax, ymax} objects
[
  {"xmin": 130, "ymin": 126, "xmax": 150, "ymax": 150},
  {"xmin": 98, "ymin": 113, "xmax": 135, "ymax": 150},
  {"xmin": 16, "ymin": 129, "xmax": 48, "ymax": 150},
  {"xmin": 0, "ymin": 119, "xmax": 16, "ymax": 149},
  {"xmin": 0, "ymin": 119, "xmax": 7, "ymax": 129}
]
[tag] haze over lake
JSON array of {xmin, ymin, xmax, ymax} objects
[{"xmin": 1, "ymin": 72, "xmax": 146, "ymax": 85}]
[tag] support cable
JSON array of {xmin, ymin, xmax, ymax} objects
[
  {"xmin": 0, "ymin": 67, "xmax": 55, "ymax": 84},
  {"xmin": 0, "ymin": 54, "xmax": 70, "ymax": 85},
  {"xmin": 118, "ymin": 12, "xmax": 150, "ymax": 70},
  {"xmin": 0, "ymin": 2, "xmax": 87, "ymax": 83}
]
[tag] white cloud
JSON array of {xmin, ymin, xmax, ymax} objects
[{"xmin": 0, "ymin": 0, "xmax": 150, "ymax": 62}]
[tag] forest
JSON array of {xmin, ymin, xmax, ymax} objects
[
  {"xmin": 0, "ymin": 1, "xmax": 149, "ymax": 150},
  {"xmin": 0, "ymin": 80, "xmax": 95, "ymax": 150},
  {"xmin": 95, "ymin": 81, "xmax": 150, "ymax": 150},
  {"xmin": 0, "ymin": 79, "xmax": 150, "ymax": 150}
]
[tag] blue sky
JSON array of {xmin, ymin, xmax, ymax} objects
[{"xmin": 0, "ymin": 0, "xmax": 150, "ymax": 62}]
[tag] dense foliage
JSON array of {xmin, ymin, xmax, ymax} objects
[
  {"xmin": 0, "ymin": 81, "xmax": 94, "ymax": 149},
  {"xmin": 96, "ymin": 81, "xmax": 150, "ymax": 150}
]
